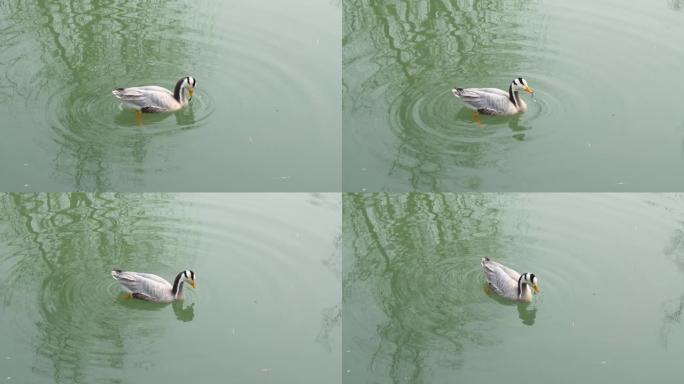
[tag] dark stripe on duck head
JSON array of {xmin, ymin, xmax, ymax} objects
[
  {"xmin": 173, "ymin": 77, "xmax": 185, "ymax": 102},
  {"xmin": 509, "ymin": 84, "xmax": 517, "ymax": 106},
  {"xmin": 172, "ymin": 271, "xmax": 184, "ymax": 295}
]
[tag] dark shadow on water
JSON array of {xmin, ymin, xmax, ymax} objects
[
  {"xmin": 661, "ymin": 223, "xmax": 684, "ymax": 347},
  {"xmin": 114, "ymin": 294, "xmax": 195, "ymax": 322},
  {"xmin": 659, "ymin": 294, "xmax": 683, "ymax": 349}
]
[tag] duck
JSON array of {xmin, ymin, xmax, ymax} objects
[
  {"xmin": 111, "ymin": 269, "xmax": 196, "ymax": 303},
  {"xmin": 112, "ymin": 76, "xmax": 196, "ymax": 122},
  {"xmin": 480, "ymin": 257, "xmax": 540, "ymax": 302},
  {"xmin": 452, "ymin": 78, "xmax": 534, "ymax": 126}
]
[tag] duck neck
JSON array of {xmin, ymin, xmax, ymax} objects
[
  {"xmin": 517, "ymin": 275, "xmax": 530, "ymax": 299},
  {"xmin": 508, "ymin": 84, "xmax": 519, "ymax": 107},
  {"xmin": 173, "ymin": 78, "xmax": 188, "ymax": 104},
  {"xmin": 172, "ymin": 271, "xmax": 185, "ymax": 298}
]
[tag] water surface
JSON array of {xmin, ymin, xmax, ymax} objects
[
  {"xmin": 343, "ymin": 193, "xmax": 684, "ymax": 383},
  {"xmin": 0, "ymin": 193, "xmax": 341, "ymax": 383},
  {"xmin": 343, "ymin": 0, "xmax": 684, "ymax": 191},
  {"xmin": 0, "ymin": 0, "xmax": 340, "ymax": 191}
]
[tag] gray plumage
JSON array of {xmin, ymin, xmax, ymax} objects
[
  {"xmin": 452, "ymin": 78, "xmax": 534, "ymax": 116},
  {"xmin": 112, "ymin": 76, "xmax": 197, "ymax": 113},
  {"xmin": 481, "ymin": 257, "xmax": 540, "ymax": 302},
  {"xmin": 112, "ymin": 269, "xmax": 196, "ymax": 303}
]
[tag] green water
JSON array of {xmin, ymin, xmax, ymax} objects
[
  {"xmin": 343, "ymin": 193, "xmax": 684, "ymax": 383},
  {"xmin": 0, "ymin": 193, "xmax": 341, "ymax": 383},
  {"xmin": 0, "ymin": 0, "xmax": 341, "ymax": 191},
  {"xmin": 343, "ymin": 0, "xmax": 684, "ymax": 192}
]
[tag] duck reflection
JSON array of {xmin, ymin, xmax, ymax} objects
[
  {"xmin": 115, "ymin": 294, "xmax": 195, "ymax": 322},
  {"xmin": 113, "ymin": 106, "xmax": 196, "ymax": 128},
  {"xmin": 172, "ymin": 301, "xmax": 195, "ymax": 322},
  {"xmin": 484, "ymin": 285, "xmax": 537, "ymax": 326},
  {"xmin": 453, "ymin": 107, "xmax": 531, "ymax": 141},
  {"xmin": 517, "ymin": 303, "xmax": 537, "ymax": 326},
  {"xmin": 113, "ymin": 110, "xmax": 173, "ymax": 127}
]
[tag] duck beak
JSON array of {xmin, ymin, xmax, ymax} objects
[
  {"xmin": 533, "ymin": 284, "xmax": 540, "ymax": 293},
  {"xmin": 191, "ymin": 279, "xmax": 196, "ymax": 289},
  {"xmin": 189, "ymin": 87, "xmax": 194, "ymax": 98},
  {"xmin": 524, "ymin": 85, "xmax": 534, "ymax": 94}
]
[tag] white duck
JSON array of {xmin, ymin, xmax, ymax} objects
[
  {"xmin": 452, "ymin": 78, "xmax": 534, "ymax": 126},
  {"xmin": 112, "ymin": 269, "xmax": 196, "ymax": 303},
  {"xmin": 112, "ymin": 76, "xmax": 196, "ymax": 122},
  {"xmin": 480, "ymin": 257, "xmax": 540, "ymax": 302}
]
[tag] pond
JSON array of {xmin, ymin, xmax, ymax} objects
[
  {"xmin": 343, "ymin": 193, "xmax": 684, "ymax": 383},
  {"xmin": 0, "ymin": 193, "xmax": 341, "ymax": 383},
  {"xmin": 0, "ymin": 0, "xmax": 340, "ymax": 191},
  {"xmin": 343, "ymin": 0, "xmax": 684, "ymax": 191}
]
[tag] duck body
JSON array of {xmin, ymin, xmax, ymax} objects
[
  {"xmin": 112, "ymin": 269, "xmax": 196, "ymax": 303},
  {"xmin": 480, "ymin": 257, "xmax": 539, "ymax": 303},
  {"xmin": 452, "ymin": 77, "xmax": 534, "ymax": 116},
  {"xmin": 112, "ymin": 76, "xmax": 196, "ymax": 113}
]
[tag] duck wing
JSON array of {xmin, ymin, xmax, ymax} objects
[
  {"xmin": 111, "ymin": 270, "xmax": 174, "ymax": 301},
  {"xmin": 481, "ymin": 258, "xmax": 519, "ymax": 298},
  {"xmin": 112, "ymin": 86, "xmax": 178, "ymax": 111},
  {"xmin": 453, "ymin": 87, "xmax": 512, "ymax": 114}
]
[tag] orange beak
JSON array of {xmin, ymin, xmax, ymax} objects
[
  {"xmin": 191, "ymin": 280, "xmax": 196, "ymax": 289},
  {"xmin": 524, "ymin": 85, "xmax": 534, "ymax": 94}
]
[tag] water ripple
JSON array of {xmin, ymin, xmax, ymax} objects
[
  {"xmin": 0, "ymin": 192, "xmax": 341, "ymax": 382},
  {"xmin": 344, "ymin": 0, "xmax": 684, "ymax": 191}
]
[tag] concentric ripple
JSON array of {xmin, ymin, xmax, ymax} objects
[
  {"xmin": 0, "ymin": 193, "xmax": 340, "ymax": 383},
  {"xmin": 344, "ymin": 0, "xmax": 684, "ymax": 191},
  {"xmin": 344, "ymin": 193, "xmax": 684, "ymax": 382},
  {"xmin": 1, "ymin": 0, "xmax": 341, "ymax": 191}
]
